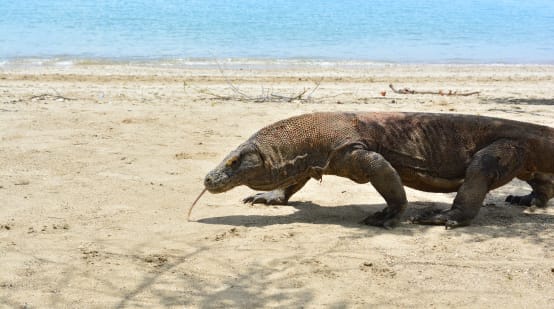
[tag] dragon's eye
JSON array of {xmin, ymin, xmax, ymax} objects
[{"xmin": 225, "ymin": 156, "xmax": 240, "ymax": 169}]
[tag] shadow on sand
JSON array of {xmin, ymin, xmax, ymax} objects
[{"xmin": 197, "ymin": 199, "xmax": 554, "ymax": 244}]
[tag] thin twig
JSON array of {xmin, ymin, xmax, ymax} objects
[
  {"xmin": 189, "ymin": 79, "xmax": 322, "ymax": 103},
  {"xmin": 3, "ymin": 93, "xmax": 75, "ymax": 104},
  {"xmin": 306, "ymin": 80, "xmax": 322, "ymax": 99},
  {"xmin": 213, "ymin": 59, "xmax": 252, "ymax": 99},
  {"xmin": 197, "ymin": 89, "xmax": 233, "ymax": 100},
  {"xmin": 185, "ymin": 60, "xmax": 326, "ymax": 103}
]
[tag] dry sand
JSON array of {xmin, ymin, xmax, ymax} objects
[{"xmin": 1, "ymin": 62, "xmax": 553, "ymax": 308}]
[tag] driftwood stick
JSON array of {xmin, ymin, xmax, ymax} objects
[
  {"xmin": 3, "ymin": 93, "xmax": 75, "ymax": 104},
  {"xmin": 289, "ymin": 88, "xmax": 308, "ymax": 101},
  {"xmin": 389, "ymin": 84, "xmax": 479, "ymax": 96},
  {"xmin": 29, "ymin": 94, "xmax": 75, "ymax": 101}
]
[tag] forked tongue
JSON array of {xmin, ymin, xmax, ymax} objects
[{"xmin": 187, "ymin": 188, "xmax": 207, "ymax": 222}]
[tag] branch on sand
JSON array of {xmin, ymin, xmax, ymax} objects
[
  {"xmin": 389, "ymin": 84, "xmax": 480, "ymax": 96},
  {"xmin": 188, "ymin": 78, "xmax": 323, "ymax": 103},
  {"xmin": 3, "ymin": 93, "xmax": 75, "ymax": 104},
  {"xmin": 183, "ymin": 58, "xmax": 325, "ymax": 103},
  {"xmin": 29, "ymin": 94, "xmax": 75, "ymax": 101}
]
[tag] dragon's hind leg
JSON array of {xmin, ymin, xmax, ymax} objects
[
  {"xmin": 506, "ymin": 173, "xmax": 554, "ymax": 207},
  {"xmin": 412, "ymin": 139, "xmax": 526, "ymax": 228}
]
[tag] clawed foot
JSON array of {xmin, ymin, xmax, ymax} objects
[
  {"xmin": 505, "ymin": 193, "xmax": 537, "ymax": 207},
  {"xmin": 362, "ymin": 208, "xmax": 401, "ymax": 229},
  {"xmin": 409, "ymin": 208, "xmax": 470, "ymax": 229},
  {"xmin": 243, "ymin": 191, "xmax": 287, "ymax": 205}
]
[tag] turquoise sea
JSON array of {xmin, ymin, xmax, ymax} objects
[{"xmin": 1, "ymin": 0, "xmax": 554, "ymax": 64}]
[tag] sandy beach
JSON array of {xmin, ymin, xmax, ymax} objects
[{"xmin": 1, "ymin": 62, "xmax": 553, "ymax": 308}]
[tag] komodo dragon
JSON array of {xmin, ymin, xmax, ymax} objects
[{"xmin": 203, "ymin": 112, "xmax": 554, "ymax": 228}]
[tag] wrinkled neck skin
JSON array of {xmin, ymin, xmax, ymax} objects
[
  {"xmin": 254, "ymin": 139, "xmax": 329, "ymax": 188},
  {"xmin": 204, "ymin": 136, "xmax": 329, "ymax": 194}
]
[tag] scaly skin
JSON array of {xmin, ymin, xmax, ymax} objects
[{"xmin": 204, "ymin": 112, "xmax": 554, "ymax": 228}]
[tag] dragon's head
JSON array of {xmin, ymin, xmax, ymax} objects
[{"xmin": 204, "ymin": 142, "xmax": 272, "ymax": 193}]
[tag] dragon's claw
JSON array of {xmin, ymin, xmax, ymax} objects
[{"xmin": 243, "ymin": 191, "xmax": 287, "ymax": 205}]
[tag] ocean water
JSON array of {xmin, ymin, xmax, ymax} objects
[{"xmin": 1, "ymin": 0, "xmax": 554, "ymax": 64}]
